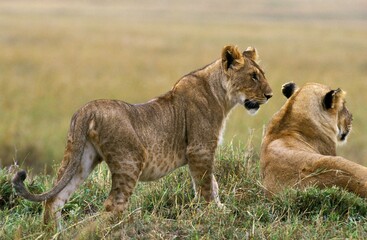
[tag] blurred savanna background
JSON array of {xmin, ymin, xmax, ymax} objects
[{"xmin": 0, "ymin": 0, "xmax": 367, "ymax": 173}]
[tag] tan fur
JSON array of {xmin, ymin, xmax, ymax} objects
[
  {"xmin": 12, "ymin": 45, "xmax": 272, "ymax": 228},
  {"xmin": 260, "ymin": 82, "xmax": 367, "ymax": 198}
]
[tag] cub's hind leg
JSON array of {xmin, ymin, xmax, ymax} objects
[
  {"xmin": 44, "ymin": 141, "xmax": 100, "ymax": 229},
  {"xmin": 104, "ymin": 149, "xmax": 145, "ymax": 214}
]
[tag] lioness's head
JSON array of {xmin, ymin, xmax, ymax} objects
[
  {"xmin": 222, "ymin": 45, "xmax": 273, "ymax": 115},
  {"xmin": 282, "ymin": 82, "xmax": 353, "ymax": 143}
]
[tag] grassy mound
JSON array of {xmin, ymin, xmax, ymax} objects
[{"xmin": 1, "ymin": 144, "xmax": 367, "ymax": 239}]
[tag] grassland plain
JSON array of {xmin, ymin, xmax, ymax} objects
[
  {"xmin": 1, "ymin": 0, "xmax": 367, "ymax": 169},
  {"xmin": 1, "ymin": 0, "xmax": 367, "ymax": 239}
]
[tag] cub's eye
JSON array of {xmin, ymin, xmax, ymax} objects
[{"xmin": 251, "ymin": 73, "xmax": 258, "ymax": 81}]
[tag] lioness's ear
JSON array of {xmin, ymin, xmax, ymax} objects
[
  {"xmin": 323, "ymin": 88, "xmax": 345, "ymax": 110},
  {"xmin": 222, "ymin": 45, "xmax": 244, "ymax": 73},
  {"xmin": 282, "ymin": 82, "xmax": 297, "ymax": 99},
  {"xmin": 243, "ymin": 46, "xmax": 259, "ymax": 62}
]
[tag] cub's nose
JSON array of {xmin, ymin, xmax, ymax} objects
[{"xmin": 264, "ymin": 93, "xmax": 273, "ymax": 100}]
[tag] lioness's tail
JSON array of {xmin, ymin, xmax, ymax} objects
[{"xmin": 12, "ymin": 111, "xmax": 93, "ymax": 202}]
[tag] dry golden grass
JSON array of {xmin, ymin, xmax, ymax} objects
[{"xmin": 0, "ymin": 0, "xmax": 367, "ymax": 170}]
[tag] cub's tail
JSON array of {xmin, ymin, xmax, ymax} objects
[{"xmin": 12, "ymin": 111, "xmax": 93, "ymax": 202}]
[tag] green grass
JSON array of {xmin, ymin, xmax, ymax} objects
[{"xmin": 2, "ymin": 143, "xmax": 367, "ymax": 239}]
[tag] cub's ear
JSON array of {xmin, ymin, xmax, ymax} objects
[
  {"xmin": 323, "ymin": 88, "xmax": 345, "ymax": 110},
  {"xmin": 243, "ymin": 46, "xmax": 259, "ymax": 62},
  {"xmin": 222, "ymin": 45, "xmax": 245, "ymax": 73},
  {"xmin": 282, "ymin": 82, "xmax": 297, "ymax": 99}
]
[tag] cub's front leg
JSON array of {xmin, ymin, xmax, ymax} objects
[{"xmin": 186, "ymin": 145, "xmax": 222, "ymax": 207}]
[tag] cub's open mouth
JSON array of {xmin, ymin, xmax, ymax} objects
[{"xmin": 244, "ymin": 99, "xmax": 260, "ymax": 111}]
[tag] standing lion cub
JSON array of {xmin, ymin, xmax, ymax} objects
[
  {"xmin": 260, "ymin": 82, "xmax": 367, "ymax": 198},
  {"xmin": 13, "ymin": 45, "xmax": 272, "ymax": 227}
]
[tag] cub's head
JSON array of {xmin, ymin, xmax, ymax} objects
[
  {"xmin": 282, "ymin": 82, "xmax": 353, "ymax": 143},
  {"xmin": 222, "ymin": 45, "xmax": 273, "ymax": 115}
]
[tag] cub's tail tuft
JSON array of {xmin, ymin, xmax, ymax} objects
[{"xmin": 13, "ymin": 170, "xmax": 27, "ymax": 182}]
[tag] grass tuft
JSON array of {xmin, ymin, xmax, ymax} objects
[{"xmin": 273, "ymin": 186, "xmax": 367, "ymax": 221}]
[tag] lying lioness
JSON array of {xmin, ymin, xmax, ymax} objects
[
  {"xmin": 259, "ymin": 82, "xmax": 367, "ymax": 198},
  {"xmin": 12, "ymin": 45, "xmax": 272, "ymax": 228}
]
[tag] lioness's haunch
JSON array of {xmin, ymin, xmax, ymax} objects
[
  {"xmin": 12, "ymin": 45, "xmax": 272, "ymax": 228},
  {"xmin": 259, "ymin": 82, "xmax": 367, "ymax": 198}
]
